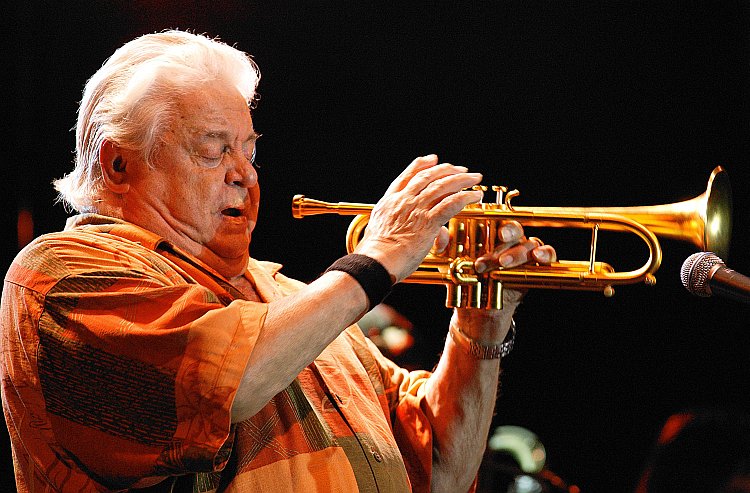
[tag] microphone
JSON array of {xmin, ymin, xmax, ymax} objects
[{"xmin": 681, "ymin": 252, "xmax": 750, "ymax": 304}]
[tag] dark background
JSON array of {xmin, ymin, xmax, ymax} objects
[{"xmin": 5, "ymin": 2, "xmax": 750, "ymax": 492}]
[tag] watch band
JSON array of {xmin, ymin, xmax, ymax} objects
[{"xmin": 448, "ymin": 319, "xmax": 515, "ymax": 359}]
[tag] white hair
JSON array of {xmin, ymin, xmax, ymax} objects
[{"xmin": 54, "ymin": 30, "xmax": 261, "ymax": 212}]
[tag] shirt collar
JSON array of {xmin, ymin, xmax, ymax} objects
[
  {"xmin": 65, "ymin": 213, "xmax": 286, "ymax": 300},
  {"xmin": 65, "ymin": 213, "xmax": 167, "ymax": 250}
]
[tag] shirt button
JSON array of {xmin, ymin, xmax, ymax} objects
[{"xmin": 371, "ymin": 450, "xmax": 383, "ymax": 462}]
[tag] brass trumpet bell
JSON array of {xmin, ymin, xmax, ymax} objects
[{"xmin": 292, "ymin": 167, "xmax": 732, "ymax": 309}]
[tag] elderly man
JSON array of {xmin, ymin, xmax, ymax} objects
[{"xmin": 1, "ymin": 30, "xmax": 555, "ymax": 492}]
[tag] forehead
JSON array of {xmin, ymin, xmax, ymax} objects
[{"xmin": 174, "ymin": 81, "xmax": 254, "ymax": 137}]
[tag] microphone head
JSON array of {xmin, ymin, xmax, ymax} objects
[{"xmin": 681, "ymin": 252, "xmax": 725, "ymax": 297}]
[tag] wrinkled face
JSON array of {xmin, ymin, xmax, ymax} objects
[{"xmin": 123, "ymin": 80, "xmax": 260, "ymax": 279}]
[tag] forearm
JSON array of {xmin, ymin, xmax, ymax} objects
[
  {"xmin": 232, "ymin": 157, "xmax": 485, "ymax": 422},
  {"xmin": 231, "ymin": 270, "xmax": 369, "ymax": 421},
  {"xmin": 423, "ymin": 303, "xmax": 517, "ymax": 493}
]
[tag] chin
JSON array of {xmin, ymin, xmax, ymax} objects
[
  {"xmin": 217, "ymin": 256, "xmax": 250, "ymax": 280},
  {"xmin": 205, "ymin": 246, "xmax": 250, "ymax": 277},
  {"xmin": 226, "ymin": 249, "xmax": 250, "ymax": 267}
]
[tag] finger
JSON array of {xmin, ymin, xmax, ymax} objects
[
  {"xmin": 475, "ymin": 221, "xmax": 525, "ymax": 273},
  {"xmin": 431, "ymin": 226, "xmax": 450, "ymax": 255},
  {"xmin": 400, "ymin": 167, "xmax": 483, "ymax": 222},
  {"xmin": 385, "ymin": 155, "xmax": 439, "ymax": 195},
  {"xmin": 473, "ymin": 222, "xmax": 525, "ymax": 271},
  {"xmin": 429, "ymin": 189, "xmax": 484, "ymax": 226},
  {"xmin": 531, "ymin": 244, "xmax": 557, "ymax": 265},
  {"xmin": 399, "ymin": 163, "xmax": 477, "ymax": 200},
  {"xmin": 497, "ymin": 220, "xmax": 524, "ymax": 244},
  {"xmin": 528, "ymin": 236, "xmax": 544, "ymax": 247},
  {"xmin": 475, "ymin": 239, "xmax": 538, "ymax": 273}
]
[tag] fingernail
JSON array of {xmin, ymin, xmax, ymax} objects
[
  {"xmin": 500, "ymin": 255, "xmax": 514, "ymax": 268},
  {"xmin": 475, "ymin": 260, "xmax": 487, "ymax": 273},
  {"xmin": 535, "ymin": 250, "xmax": 549, "ymax": 263},
  {"xmin": 500, "ymin": 225, "xmax": 516, "ymax": 242}
]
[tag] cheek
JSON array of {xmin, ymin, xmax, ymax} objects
[
  {"xmin": 250, "ymin": 186, "xmax": 260, "ymax": 214},
  {"xmin": 168, "ymin": 179, "xmax": 217, "ymax": 221},
  {"xmin": 181, "ymin": 174, "xmax": 219, "ymax": 202}
]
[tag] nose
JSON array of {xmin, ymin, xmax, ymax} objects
[{"xmin": 225, "ymin": 150, "xmax": 258, "ymax": 188}]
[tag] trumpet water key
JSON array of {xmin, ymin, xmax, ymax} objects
[{"xmin": 292, "ymin": 167, "xmax": 732, "ymax": 309}]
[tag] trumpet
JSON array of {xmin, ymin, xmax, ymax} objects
[{"xmin": 292, "ymin": 167, "xmax": 732, "ymax": 309}]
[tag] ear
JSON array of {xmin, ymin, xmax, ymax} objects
[{"xmin": 99, "ymin": 140, "xmax": 130, "ymax": 194}]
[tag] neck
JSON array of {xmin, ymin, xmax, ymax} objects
[
  {"xmin": 196, "ymin": 250, "xmax": 249, "ymax": 280},
  {"xmin": 91, "ymin": 195, "xmax": 125, "ymax": 219},
  {"xmin": 97, "ymin": 198, "xmax": 250, "ymax": 280},
  {"xmin": 229, "ymin": 274, "xmax": 260, "ymax": 301}
]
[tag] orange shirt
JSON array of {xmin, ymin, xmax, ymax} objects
[{"xmin": 1, "ymin": 215, "xmax": 435, "ymax": 492}]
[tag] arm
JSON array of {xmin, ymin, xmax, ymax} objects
[
  {"xmin": 233, "ymin": 153, "xmax": 556, "ymax": 491},
  {"xmin": 423, "ymin": 299, "xmax": 518, "ymax": 492},
  {"xmin": 231, "ymin": 155, "xmax": 485, "ymax": 421},
  {"xmin": 423, "ymin": 225, "xmax": 556, "ymax": 492}
]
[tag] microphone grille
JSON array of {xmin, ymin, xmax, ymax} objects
[{"xmin": 680, "ymin": 252, "xmax": 725, "ymax": 297}]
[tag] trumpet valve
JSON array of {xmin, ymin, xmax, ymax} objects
[
  {"xmin": 471, "ymin": 185, "xmax": 489, "ymax": 204},
  {"xmin": 491, "ymin": 185, "xmax": 507, "ymax": 204}
]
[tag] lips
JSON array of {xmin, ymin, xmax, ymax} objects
[{"xmin": 220, "ymin": 198, "xmax": 247, "ymax": 217}]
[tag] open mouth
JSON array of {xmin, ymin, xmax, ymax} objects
[{"xmin": 221, "ymin": 207, "xmax": 242, "ymax": 217}]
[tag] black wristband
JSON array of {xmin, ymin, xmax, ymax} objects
[{"xmin": 324, "ymin": 254, "xmax": 394, "ymax": 309}]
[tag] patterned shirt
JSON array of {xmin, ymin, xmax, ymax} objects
[{"xmin": 1, "ymin": 214, "xmax": 437, "ymax": 492}]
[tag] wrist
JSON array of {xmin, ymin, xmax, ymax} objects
[
  {"xmin": 353, "ymin": 238, "xmax": 415, "ymax": 284},
  {"xmin": 324, "ymin": 254, "xmax": 394, "ymax": 309},
  {"xmin": 448, "ymin": 318, "xmax": 516, "ymax": 359},
  {"xmin": 453, "ymin": 308, "xmax": 514, "ymax": 340}
]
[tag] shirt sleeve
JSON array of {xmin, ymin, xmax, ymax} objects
[{"xmin": 3, "ymin": 236, "xmax": 267, "ymax": 490}]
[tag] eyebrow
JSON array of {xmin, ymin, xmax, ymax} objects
[{"xmin": 198, "ymin": 129, "xmax": 261, "ymax": 144}]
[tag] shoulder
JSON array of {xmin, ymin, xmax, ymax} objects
[{"xmin": 5, "ymin": 226, "xmax": 172, "ymax": 295}]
